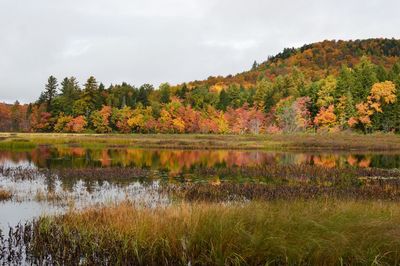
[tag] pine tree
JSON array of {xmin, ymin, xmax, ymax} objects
[
  {"xmin": 217, "ymin": 89, "xmax": 230, "ymax": 111},
  {"xmin": 352, "ymin": 57, "xmax": 378, "ymax": 102},
  {"xmin": 251, "ymin": 60, "xmax": 258, "ymax": 70},
  {"xmin": 177, "ymin": 83, "xmax": 188, "ymax": 100},
  {"xmin": 11, "ymin": 101, "xmax": 21, "ymax": 132},
  {"xmin": 59, "ymin": 77, "xmax": 81, "ymax": 114},
  {"xmin": 159, "ymin": 83, "xmax": 171, "ymax": 104},
  {"xmin": 44, "ymin": 75, "xmax": 58, "ymax": 112},
  {"xmin": 138, "ymin": 84, "xmax": 154, "ymax": 106},
  {"xmin": 82, "ymin": 76, "xmax": 99, "ymax": 115}
]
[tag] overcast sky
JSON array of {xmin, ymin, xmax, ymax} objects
[{"xmin": 1, "ymin": 0, "xmax": 400, "ymax": 103}]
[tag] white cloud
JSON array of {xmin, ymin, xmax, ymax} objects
[
  {"xmin": 203, "ymin": 39, "xmax": 259, "ymax": 51},
  {"xmin": 62, "ymin": 40, "xmax": 92, "ymax": 58},
  {"xmin": 0, "ymin": 0, "xmax": 400, "ymax": 103}
]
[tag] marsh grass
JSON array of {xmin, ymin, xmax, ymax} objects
[
  {"xmin": 0, "ymin": 188, "xmax": 12, "ymax": 201},
  {"xmin": 34, "ymin": 190, "xmax": 65, "ymax": 203},
  {"xmin": 9, "ymin": 200, "xmax": 400, "ymax": 265},
  {"xmin": 4, "ymin": 165, "xmax": 400, "ymax": 203},
  {"xmin": 166, "ymin": 181, "xmax": 400, "ymax": 202},
  {"xmin": 0, "ymin": 137, "xmax": 36, "ymax": 150},
  {"xmin": 3, "ymin": 164, "xmax": 399, "ymax": 184},
  {"xmin": 189, "ymin": 164, "xmax": 400, "ymax": 185},
  {"xmin": 2, "ymin": 132, "xmax": 400, "ymax": 151}
]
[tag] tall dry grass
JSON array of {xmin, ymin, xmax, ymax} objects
[
  {"xmin": 22, "ymin": 200, "xmax": 400, "ymax": 265},
  {"xmin": 0, "ymin": 188, "xmax": 12, "ymax": 201}
]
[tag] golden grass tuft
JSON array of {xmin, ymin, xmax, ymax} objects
[
  {"xmin": 27, "ymin": 200, "xmax": 400, "ymax": 265},
  {"xmin": 0, "ymin": 188, "xmax": 12, "ymax": 201}
]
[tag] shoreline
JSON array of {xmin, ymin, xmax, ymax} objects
[{"xmin": 1, "ymin": 132, "xmax": 400, "ymax": 151}]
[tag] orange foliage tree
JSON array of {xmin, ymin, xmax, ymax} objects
[
  {"xmin": 314, "ymin": 105, "xmax": 337, "ymax": 130},
  {"xmin": 30, "ymin": 105, "xmax": 53, "ymax": 132},
  {"xmin": 0, "ymin": 103, "xmax": 12, "ymax": 131},
  {"xmin": 91, "ymin": 105, "xmax": 112, "ymax": 133}
]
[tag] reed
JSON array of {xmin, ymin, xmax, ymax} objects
[
  {"xmin": 166, "ymin": 181, "xmax": 400, "ymax": 202},
  {"xmin": 12, "ymin": 200, "xmax": 400, "ymax": 265},
  {"xmin": 2, "ymin": 164, "xmax": 400, "ymax": 184}
]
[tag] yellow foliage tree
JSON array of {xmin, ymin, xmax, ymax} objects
[
  {"xmin": 349, "ymin": 81, "xmax": 396, "ymax": 129},
  {"xmin": 317, "ymin": 75, "xmax": 337, "ymax": 108},
  {"xmin": 314, "ymin": 105, "xmax": 337, "ymax": 129}
]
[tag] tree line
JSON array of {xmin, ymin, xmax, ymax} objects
[{"xmin": 1, "ymin": 43, "xmax": 400, "ymax": 134}]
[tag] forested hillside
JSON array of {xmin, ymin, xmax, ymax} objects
[{"xmin": 1, "ymin": 38, "xmax": 400, "ymax": 134}]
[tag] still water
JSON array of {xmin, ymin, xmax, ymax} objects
[
  {"xmin": 1, "ymin": 146, "xmax": 400, "ymax": 231},
  {"xmin": 2, "ymin": 146, "xmax": 400, "ymax": 170}
]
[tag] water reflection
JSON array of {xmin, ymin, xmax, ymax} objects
[
  {"xmin": 1, "ymin": 147, "xmax": 400, "ymax": 231},
  {"xmin": 0, "ymin": 173, "xmax": 169, "ymax": 231},
  {"xmin": 1, "ymin": 147, "xmax": 400, "ymax": 170},
  {"xmin": 0, "ymin": 201, "xmax": 60, "ymax": 231}
]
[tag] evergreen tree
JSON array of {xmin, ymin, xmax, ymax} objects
[
  {"xmin": 251, "ymin": 60, "xmax": 258, "ymax": 70},
  {"xmin": 376, "ymin": 65, "xmax": 388, "ymax": 82},
  {"xmin": 159, "ymin": 83, "xmax": 171, "ymax": 104},
  {"xmin": 81, "ymin": 76, "xmax": 99, "ymax": 116},
  {"xmin": 44, "ymin": 75, "xmax": 58, "ymax": 112},
  {"xmin": 58, "ymin": 77, "xmax": 81, "ymax": 115},
  {"xmin": 226, "ymin": 84, "xmax": 242, "ymax": 109},
  {"xmin": 352, "ymin": 57, "xmax": 378, "ymax": 102},
  {"xmin": 335, "ymin": 66, "xmax": 355, "ymax": 99},
  {"xmin": 217, "ymin": 89, "xmax": 230, "ymax": 111},
  {"xmin": 177, "ymin": 83, "xmax": 188, "ymax": 100},
  {"xmin": 253, "ymin": 78, "xmax": 272, "ymax": 109},
  {"xmin": 138, "ymin": 84, "xmax": 154, "ymax": 106}
]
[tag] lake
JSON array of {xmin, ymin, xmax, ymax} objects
[{"xmin": 1, "ymin": 146, "xmax": 400, "ymax": 231}]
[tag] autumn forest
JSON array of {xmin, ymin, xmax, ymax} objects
[{"xmin": 2, "ymin": 38, "xmax": 400, "ymax": 134}]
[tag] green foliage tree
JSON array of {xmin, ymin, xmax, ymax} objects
[
  {"xmin": 80, "ymin": 76, "xmax": 102, "ymax": 116},
  {"xmin": 176, "ymin": 83, "xmax": 188, "ymax": 101},
  {"xmin": 188, "ymin": 86, "xmax": 218, "ymax": 110},
  {"xmin": 57, "ymin": 77, "xmax": 81, "ymax": 115},
  {"xmin": 138, "ymin": 84, "xmax": 154, "ymax": 106},
  {"xmin": 217, "ymin": 89, "xmax": 230, "ymax": 111},
  {"xmin": 159, "ymin": 83, "xmax": 171, "ymax": 104},
  {"xmin": 352, "ymin": 57, "xmax": 378, "ymax": 102},
  {"xmin": 43, "ymin": 75, "xmax": 58, "ymax": 113}
]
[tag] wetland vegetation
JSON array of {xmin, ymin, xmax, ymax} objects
[
  {"xmin": 3, "ymin": 200, "xmax": 400, "ymax": 265},
  {"xmin": 2, "ymin": 132, "xmax": 400, "ymax": 151},
  {"xmin": 0, "ymin": 188, "xmax": 12, "ymax": 201},
  {"xmin": 1, "ymin": 134, "xmax": 400, "ymax": 264}
]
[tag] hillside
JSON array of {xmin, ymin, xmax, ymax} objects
[
  {"xmin": 184, "ymin": 38, "xmax": 400, "ymax": 89},
  {"xmin": 2, "ymin": 38, "xmax": 400, "ymax": 134}
]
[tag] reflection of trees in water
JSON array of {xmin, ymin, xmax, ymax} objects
[
  {"xmin": 2, "ymin": 147, "xmax": 400, "ymax": 170},
  {"xmin": 0, "ymin": 150, "xmax": 31, "ymax": 164}
]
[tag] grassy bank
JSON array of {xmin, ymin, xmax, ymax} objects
[
  {"xmin": 1, "ymin": 132, "xmax": 400, "ymax": 151},
  {"xmin": 0, "ymin": 136, "xmax": 36, "ymax": 150},
  {"xmin": 15, "ymin": 200, "xmax": 400, "ymax": 265}
]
